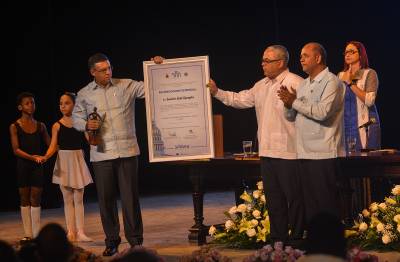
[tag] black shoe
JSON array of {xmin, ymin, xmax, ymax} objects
[
  {"xmin": 19, "ymin": 237, "xmax": 32, "ymax": 245},
  {"xmin": 102, "ymin": 246, "xmax": 118, "ymax": 256}
]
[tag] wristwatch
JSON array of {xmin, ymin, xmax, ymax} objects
[{"xmin": 350, "ymin": 79, "xmax": 358, "ymax": 86}]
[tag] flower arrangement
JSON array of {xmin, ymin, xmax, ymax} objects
[
  {"xmin": 346, "ymin": 247, "xmax": 378, "ymax": 262},
  {"xmin": 179, "ymin": 246, "xmax": 232, "ymax": 262},
  {"xmin": 209, "ymin": 181, "xmax": 271, "ymax": 249},
  {"xmin": 346, "ymin": 184, "xmax": 400, "ymax": 251},
  {"xmin": 242, "ymin": 242, "xmax": 304, "ymax": 262}
]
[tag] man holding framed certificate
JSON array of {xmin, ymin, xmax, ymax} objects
[{"xmin": 73, "ymin": 53, "xmax": 163, "ymax": 256}]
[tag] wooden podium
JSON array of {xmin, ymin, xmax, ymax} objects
[{"xmin": 213, "ymin": 115, "xmax": 224, "ymax": 157}]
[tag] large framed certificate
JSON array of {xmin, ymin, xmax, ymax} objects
[{"xmin": 143, "ymin": 56, "xmax": 215, "ymax": 162}]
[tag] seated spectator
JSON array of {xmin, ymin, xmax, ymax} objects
[
  {"xmin": 18, "ymin": 223, "xmax": 73, "ymax": 262},
  {"xmin": 111, "ymin": 246, "xmax": 164, "ymax": 262},
  {"xmin": 35, "ymin": 223, "xmax": 73, "ymax": 262},
  {"xmin": 0, "ymin": 240, "xmax": 18, "ymax": 262}
]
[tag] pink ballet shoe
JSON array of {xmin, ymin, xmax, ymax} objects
[
  {"xmin": 76, "ymin": 231, "xmax": 92, "ymax": 242},
  {"xmin": 67, "ymin": 231, "xmax": 76, "ymax": 242}
]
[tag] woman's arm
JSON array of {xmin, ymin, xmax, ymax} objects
[
  {"xmin": 350, "ymin": 70, "xmax": 378, "ymax": 106},
  {"xmin": 44, "ymin": 122, "xmax": 60, "ymax": 160}
]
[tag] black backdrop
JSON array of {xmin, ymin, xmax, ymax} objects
[{"xmin": 5, "ymin": 1, "xmax": 400, "ymax": 210}]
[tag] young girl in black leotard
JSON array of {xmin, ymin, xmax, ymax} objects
[
  {"xmin": 9, "ymin": 92, "xmax": 50, "ymax": 243},
  {"xmin": 44, "ymin": 92, "xmax": 93, "ymax": 242}
]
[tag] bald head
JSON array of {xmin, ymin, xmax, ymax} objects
[
  {"xmin": 300, "ymin": 42, "xmax": 328, "ymax": 79},
  {"xmin": 304, "ymin": 42, "xmax": 327, "ymax": 65}
]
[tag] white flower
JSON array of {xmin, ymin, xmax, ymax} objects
[
  {"xmin": 260, "ymin": 195, "xmax": 266, "ymax": 203},
  {"xmin": 246, "ymin": 228, "xmax": 256, "ymax": 237},
  {"xmin": 225, "ymin": 220, "xmax": 235, "ymax": 230},
  {"xmin": 382, "ymin": 234, "xmax": 392, "ymax": 244},
  {"xmin": 359, "ymin": 222, "xmax": 368, "ymax": 232},
  {"xmin": 397, "ymin": 224, "xmax": 400, "ymax": 233},
  {"xmin": 237, "ymin": 204, "xmax": 247, "ymax": 213},
  {"xmin": 385, "ymin": 197, "xmax": 396, "ymax": 205},
  {"xmin": 369, "ymin": 202, "xmax": 378, "ymax": 212},
  {"xmin": 394, "ymin": 214, "xmax": 400, "ymax": 224},
  {"xmin": 252, "ymin": 210, "xmax": 261, "ymax": 219},
  {"xmin": 228, "ymin": 206, "xmax": 238, "ymax": 215},
  {"xmin": 378, "ymin": 203, "xmax": 387, "ymax": 210},
  {"xmin": 362, "ymin": 209, "xmax": 370, "ymax": 217},
  {"xmin": 246, "ymin": 204, "xmax": 252, "ymax": 212},
  {"xmin": 253, "ymin": 190, "xmax": 261, "ymax": 199},
  {"xmin": 251, "ymin": 219, "xmax": 259, "ymax": 227},
  {"xmin": 257, "ymin": 181, "xmax": 263, "ymax": 190},
  {"xmin": 209, "ymin": 225, "xmax": 216, "ymax": 235},
  {"xmin": 376, "ymin": 223, "xmax": 385, "ymax": 232},
  {"xmin": 391, "ymin": 185, "xmax": 400, "ymax": 196}
]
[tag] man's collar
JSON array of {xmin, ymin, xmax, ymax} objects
[
  {"xmin": 89, "ymin": 79, "xmax": 114, "ymax": 90},
  {"xmin": 265, "ymin": 69, "xmax": 289, "ymax": 85},
  {"xmin": 309, "ymin": 67, "xmax": 329, "ymax": 83}
]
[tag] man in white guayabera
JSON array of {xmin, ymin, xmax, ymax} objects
[{"xmin": 207, "ymin": 45, "xmax": 305, "ymax": 248}]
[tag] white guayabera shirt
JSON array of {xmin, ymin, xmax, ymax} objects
[{"xmin": 214, "ymin": 69, "xmax": 303, "ymax": 159}]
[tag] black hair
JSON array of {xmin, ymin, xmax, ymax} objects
[
  {"xmin": 88, "ymin": 53, "xmax": 109, "ymax": 70},
  {"xmin": 16, "ymin": 92, "xmax": 35, "ymax": 106},
  {"xmin": 62, "ymin": 92, "xmax": 76, "ymax": 103},
  {"xmin": 35, "ymin": 223, "xmax": 73, "ymax": 262}
]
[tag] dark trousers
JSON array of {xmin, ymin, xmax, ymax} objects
[
  {"xmin": 92, "ymin": 156, "xmax": 143, "ymax": 247},
  {"xmin": 298, "ymin": 158, "xmax": 340, "ymax": 224},
  {"xmin": 261, "ymin": 157, "xmax": 304, "ymax": 243}
]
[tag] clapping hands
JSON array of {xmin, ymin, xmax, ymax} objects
[{"xmin": 277, "ymin": 85, "xmax": 296, "ymax": 109}]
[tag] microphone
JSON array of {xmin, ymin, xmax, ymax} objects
[{"xmin": 358, "ymin": 117, "xmax": 376, "ymax": 129}]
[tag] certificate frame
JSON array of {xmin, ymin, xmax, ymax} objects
[{"xmin": 143, "ymin": 56, "xmax": 215, "ymax": 162}]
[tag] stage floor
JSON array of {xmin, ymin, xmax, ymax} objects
[
  {"xmin": 0, "ymin": 191, "xmax": 254, "ymax": 261},
  {"xmin": 2, "ymin": 191, "xmax": 400, "ymax": 262}
]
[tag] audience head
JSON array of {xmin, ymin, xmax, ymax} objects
[
  {"xmin": 305, "ymin": 212, "xmax": 346, "ymax": 259},
  {"xmin": 111, "ymin": 246, "xmax": 164, "ymax": 262},
  {"xmin": 34, "ymin": 223, "xmax": 73, "ymax": 262},
  {"xmin": 0, "ymin": 240, "xmax": 18, "ymax": 262}
]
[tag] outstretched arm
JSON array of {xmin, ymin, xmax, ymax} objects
[
  {"xmin": 44, "ymin": 122, "xmax": 60, "ymax": 161},
  {"xmin": 207, "ymin": 78, "xmax": 255, "ymax": 109}
]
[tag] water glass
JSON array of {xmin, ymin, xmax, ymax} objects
[
  {"xmin": 347, "ymin": 137, "xmax": 356, "ymax": 155},
  {"xmin": 242, "ymin": 140, "xmax": 253, "ymax": 157}
]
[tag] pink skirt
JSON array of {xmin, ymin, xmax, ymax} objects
[{"xmin": 52, "ymin": 150, "xmax": 93, "ymax": 189}]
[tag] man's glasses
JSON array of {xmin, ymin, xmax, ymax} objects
[
  {"xmin": 261, "ymin": 58, "xmax": 282, "ymax": 64},
  {"xmin": 343, "ymin": 50, "xmax": 358, "ymax": 56}
]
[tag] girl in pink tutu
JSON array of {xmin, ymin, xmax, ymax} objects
[{"xmin": 44, "ymin": 92, "xmax": 93, "ymax": 242}]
